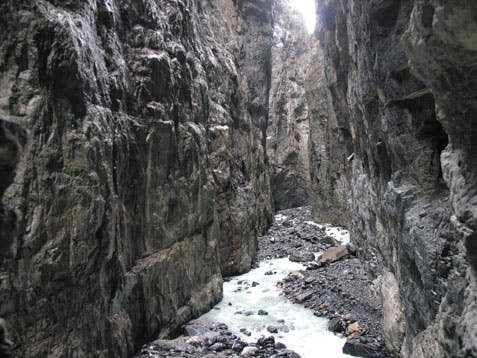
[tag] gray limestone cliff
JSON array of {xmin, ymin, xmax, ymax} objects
[
  {"xmin": 267, "ymin": 0, "xmax": 313, "ymax": 210},
  {"xmin": 0, "ymin": 0, "xmax": 273, "ymax": 356},
  {"xmin": 313, "ymin": 0, "xmax": 477, "ymax": 357},
  {"xmin": 305, "ymin": 36, "xmax": 352, "ymax": 227}
]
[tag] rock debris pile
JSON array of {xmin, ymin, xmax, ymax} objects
[
  {"xmin": 258, "ymin": 206, "xmax": 386, "ymax": 358},
  {"xmin": 137, "ymin": 319, "xmax": 299, "ymax": 358}
]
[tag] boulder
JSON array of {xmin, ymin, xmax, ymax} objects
[
  {"xmin": 271, "ymin": 350, "xmax": 301, "ymax": 358},
  {"xmin": 241, "ymin": 346, "xmax": 258, "ymax": 357},
  {"xmin": 257, "ymin": 336, "xmax": 275, "ymax": 347},
  {"xmin": 316, "ymin": 246, "xmax": 349, "ymax": 267},
  {"xmin": 232, "ymin": 341, "xmax": 247, "ymax": 352},
  {"xmin": 267, "ymin": 325, "xmax": 279, "ymax": 334},
  {"xmin": 289, "ymin": 250, "xmax": 315, "ymax": 262},
  {"xmin": 328, "ymin": 317, "xmax": 345, "ymax": 333},
  {"xmin": 183, "ymin": 320, "xmax": 214, "ymax": 336},
  {"xmin": 347, "ymin": 322, "xmax": 359, "ymax": 334},
  {"xmin": 343, "ymin": 340, "xmax": 382, "ymax": 358},
  {"xmin": 283, "ymin": 271, "xmax": 305, "ymax": 282},
  {"xmin": 295, "ymin": 292, "xmax": 313, "ymax": 303},
  {"xmin": 209, "ymin": 342, "xmax": 227, "ymax": 352}
]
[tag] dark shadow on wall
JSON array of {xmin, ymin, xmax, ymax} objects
[
  {"xmin": 271, "ymin": 174, "xmax": 309, "ymax": 211},
  {"xmin": 270, "ymin": 150, "xmax": 310, "ymax": 211},
  {"xmin": 0, "ymin": 120, "xmax": 28, "ymax": 258}
]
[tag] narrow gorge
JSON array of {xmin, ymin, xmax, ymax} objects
[{"xmin": 0, "ymin": 0, "xmax": 476, "ymax": 357}]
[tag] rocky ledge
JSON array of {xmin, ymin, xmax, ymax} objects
[{"xmin": 257, "ymin": 206, "xmax": 386, "ymax": 358}]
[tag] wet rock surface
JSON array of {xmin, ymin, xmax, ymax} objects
[
  {"xmin": 267, "ymin": 0, "xmax": 315, "ymax": 210},
  {"xmin": 313, "ymin": 1, "xmax": 477, "ymax": 356},
  {"xmin": 137, "ymin": 319, "xmax": 300, "ymax": 358},
  {"xmin": 257, "ymin": 206, "xmax": 386, "ymax": 357},
  {"xmin": 0, "ymin": 319, "xmax": 12, "ymax": 358},
  {"xmin": 0, "ymin": 0, "xmax": 273, "ymax": 356}
]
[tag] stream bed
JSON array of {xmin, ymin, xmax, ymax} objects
[
  {"xmin": 138, "ymin": 207, "xmax": 382, "ymax": 357},
  {"xmin": 201, "ymin": 211, "xmax": 355, "ymax": 357},
  {"xmin": 201, "ymin": 255, "xmax": 353, "ymax": 357}
]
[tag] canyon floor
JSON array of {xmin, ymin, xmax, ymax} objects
[
  {"xmin": 257, "ymin": 206, "xmax": 385, "ymax": 357},
  {"xmin": 138, "ymin": 207, "xmax": 385, "ymax": 357}
]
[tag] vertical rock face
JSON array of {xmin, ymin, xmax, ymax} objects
[
  {"xmin": 217, "ymin": 0, "xmax": 274, "ymax": 276},
  {"xmin": 305, "ymin": 34, "xmax": 352, "ymax": 227},
  {"xmin": 267, "ymin": 0, "xmax": 312, "ymax": 210},
  {"xmin": 0, "ymin": 0, "xmax": 272, "ymax": 356},
  {"xmin": 0, "ymin": 120, "xmax": 28, "ymax": 254},
  {"xmin": 314, "ymin": 0, "xmax": 477, "ymax": 357}
]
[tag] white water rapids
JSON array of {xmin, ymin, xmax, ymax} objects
[{"xmin": 201, "ymin": 214, "xmax": 355, "ymax": 357}]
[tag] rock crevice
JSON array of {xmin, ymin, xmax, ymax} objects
[{"xmin": 267, "ymin": 0, "xmax": 315, "ymax": 211}]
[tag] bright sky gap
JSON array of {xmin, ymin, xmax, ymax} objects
[{"xmin": 288, "ymin": 0, "xmax": 316, "ymax": 34}]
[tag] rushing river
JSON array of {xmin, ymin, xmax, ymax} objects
[{"xmin": 202, "ymin": 215, "xmax": 354, "ymax": 357}]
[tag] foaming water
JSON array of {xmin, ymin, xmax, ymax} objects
[
  {"xmin": 201, "ymin": 256, "xmax": 353, "ymax": 357},
  {"xmin": 304, "ymin": 221, "xmax": 351, "ymax": 244}
]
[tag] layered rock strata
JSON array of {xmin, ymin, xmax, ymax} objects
[
  {"xmin": 267, "ymin": 0, "xmax": 313, "ymax": 210},
  {"xmin": 0, "ymin": 0, "xmax": 273, "ymax": 356},
  {"xmin": 313, "ymin": 0, "xmax": 477, "ymax": 357}
]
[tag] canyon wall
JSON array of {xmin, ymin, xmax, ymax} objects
[
  {"xmin": 305, "ymin": 34, "xmax": 352, "ymax": 227},
  {"xmin": 0, "ymin": 0, "xmax": 273, "ymax": 356},
  {"xmin": 314, "ymin": 0, "xmax": 477, "ymax": 357},
  {"xmin": 267, "ymin": 0, "xmax": 312, "ymax": 210}
]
